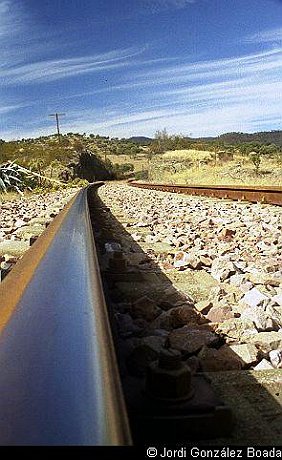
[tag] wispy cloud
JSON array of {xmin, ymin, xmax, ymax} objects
[
  {"xmin": 0, "ymin": 0, "xmax": 24, "ymax": 40},
  {"xmin": 244, "ymin": 27, "xmax": 282, "ymax": 44},
  {"xmin": 0, "ymin": 103, "xmax": 27, "ymax": 115},
  {"xmin": 133, "ymin": 48, "xmax": 282, "ymax": 84},
  {"xmin": 68, "ymin": 47, "xmax": 279, "ymax": 106},
  {"xmin": 1, "ymin": 2, "xmax": 281, "ymax": 140},
  {"xmin": 1, "ymin": 47, "xmax": 147, "ymax": 84},
  {"xmin": 143, "ymin": 0, "xmax": 196, "ymax": 13},
  {"xmin": 49, "ymin": 96, "xmax": 281, "ymax": 140},
  {"xmin": 50, "ymin": 47, "xmax": 282, "ymax": 100},
  {"xmin": 50, "ymin": 42, "xmax": 282, "ymax": 138}
]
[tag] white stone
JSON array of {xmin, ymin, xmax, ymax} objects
[
  {"xmin": 242, "ymin": 288, "xmax": 269, "ymax": 308},
  {"xmin": 173, "ymin": 251, "xmax": 191, "ymax": 268},
  {"xmin": 253, "ymin": 359, "xmax": 274, "ymax": 370},
  {"xmin": 272, "ymin": 293, "xmax": 282, "ymax": 307},
  {"xmin": 14, "ymin": 218, "xmax": 26, "ymax": 228},
  {"xmin": 269, "ymin": 349, "xmax": 282, "ymax": 368}
]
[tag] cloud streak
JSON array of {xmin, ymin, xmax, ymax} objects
[
  {"xmin": 245, "ymin": 27, "xmax": 282, "ymax": 44},
  {"xmin": 1, "ymin": 47, "xmax": 147, "ymax": 84},
  {"xmin": 0, "ymin": 103, "xmax": 27, "ymax": 115},
  {"xmin": 145, "ymin": 0, "xmax": 196, "ymax": 8},
  {"xmin": 133, "ymin": 48, "xmax": 282, "ymax": 83},
  {"xmin": 53, "ymin": 42, "xmax": 281, "ymax": 138},
  {"xmin": 0, "ymin": 0, "xmax": 25, "ymax": 42},
  {"xmin": 140, "ymin": 0, "xmax": 198, "ymax": 14}
]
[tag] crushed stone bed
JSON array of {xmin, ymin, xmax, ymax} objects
[
  {"xmin": 0, "ymin": 188, "xmax": 79, "ymax": 277},
  {"xmin": 97, "ymin": 183, "xmax": 282, "ymax": 373}
]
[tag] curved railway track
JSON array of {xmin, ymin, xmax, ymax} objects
[
  {"xmin": 128, "ymin": 181, "xmax": 282, "ymax": 206},
  {"xmin": 0, "ymin": 182, "xmax": 281, "ymax": 446}
]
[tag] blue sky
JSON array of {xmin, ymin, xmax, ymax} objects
[{"xmin": 0, "ymin": 0, "xmax": 281, "ymax": 140}]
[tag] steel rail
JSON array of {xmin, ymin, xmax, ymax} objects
[
  {"xmin": 128, "ymin": 181, "xmax": 282, "ymax": 205},
  {"xmin": 0, "ymin": 183, "xmax": 131, "ymax": 446}
]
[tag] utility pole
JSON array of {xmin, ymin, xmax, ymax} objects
[{"xmin": 49, "ymin": 113, "xmax": 65, "ymax": 143}]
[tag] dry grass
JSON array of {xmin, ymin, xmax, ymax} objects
[
  {"xmin": 0, "ymin": 191, "xmax": 21, "ymax": 202},
  {"xmin": 102, "ymin": 153, "xmax": 149, "ymax": 171},
  {"xmin": 84, "ymin": 148, "xmax": 282, "ymax": 187},
  {"xmin": 148, "ymin": 150, "xmax": 282, "ymax": 187},
  {"xmin": 162, "ymin": 149, "xmax": 214, "ymax": 161}
]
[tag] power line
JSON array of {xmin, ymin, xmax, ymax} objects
[{"xmin": 49, "ymin": 113, "xmax": 65, "ymax": 142}]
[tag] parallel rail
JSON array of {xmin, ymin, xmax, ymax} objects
[
  {"xmin": 0, "ymin": 183, "xmax": 131, "ymax": 445},
  {"xmin": 129, "ymin": 181, "xmax": 282, "ymax": 206}
]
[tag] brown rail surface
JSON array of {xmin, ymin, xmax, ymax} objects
[{"xmin": 128, "ymin": 181, "xmax": 282, "ymax": 206}]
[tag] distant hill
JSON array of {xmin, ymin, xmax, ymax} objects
[
  {"xmin": 127, "ymin": 130, "xmax": 282, "ymax": 146},
  {"xmin": 127, "ymin": 136, "xmax": 153, "ymax": 145},
  {"xmin": 193, "ymin": 130, "xmax": 282, "ymax": 146}
]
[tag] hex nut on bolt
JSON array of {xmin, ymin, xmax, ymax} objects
[{"xmin": 146, "ymin": 349, "xmax": 194, "ymax": 402}]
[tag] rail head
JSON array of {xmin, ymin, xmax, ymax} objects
[
  {"xmin": 128, "ymin": 180, "xmax": 282, "ymax": 206},
  {"xmin": 0, "ymin": 182, "xmax": 131, "ymax": 446}
]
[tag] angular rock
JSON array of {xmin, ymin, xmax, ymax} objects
[
  {"xmin": 229, "ymin": 273, "xmax": 247, "ymax": 287},
  {"xmin": 218, "ymin": 227, "xmax": 236, "ymax": 240},
  {"xmin": 248, "ymin": 272, "xmax": 282, "ymax": 287},
  {"xmin": 249, "ymin": 331, "xmax": 282, "ymax": 353},
  {"xmin": 115, "ymin": 312, "xmax": 136, "ymax": 337},
  {"xmin": 14, "ymin": 218, "xmax": 26, "ymax": 228},
  {"xmin": 14, "ymin": 224, "xmax": 45, "ymax": 240},
  {"xmin": 265, "ymin": 304, "xmax": 282, "ymax": 329},
  {"xmin": 141, "ymin": 336, "xmax": 166, "ymax": 353},
  {"xmin": 168, "ymin": 326, "xmax": 220, "ymax": 354},
  {"xmin": 126, "ymin": 336, "xmax": 166, "ymax": 376},
  {"xmin": 208, "ymin": 286, "xmax": 227, "ymax": 302},
  {"xmin": 131, "ymin": 296, "xmax": 161, "ymax": 321},
  {"xmin": 239, "ymin": 281, "xmax": 254, "ymax": 293},
  {"xmin": 187, "ymin": 256, "xmax": 202, "ymax": 270},
  {"xmin": 241, "ymin": 306, "xmax": 279, "ymax": 332},
  {"xmin": 148, "ymin": 305, "xmax": 207, "ymax": 331},
  {"xmin": 242, "ymin": 288, "xmax": 270, "ymax": 308},
  {"xmin": 158, "ymin": 287, "xmax": 194, "ymax": 310},
  {"xmin": 0, "ymin": 240, "xmax": 29, "ymax": 256},
  {"xmin": 211, "ymin": 258, "xmax": 237, "ymax": 282},
  {"xmin": 195, "ymin": 300, "xmax": 213, "ymax": 315},
  {"xmin": 131, "ymin": 232, "xmax": 142, "ymax": 242},
  {"xmin": 173, "ymin": 251, "xmax": 191, "ymax": 269},
  {"xmin": 207, "ymin": 305, "xmax": 235, "ymax": 323},
  {"xmin": 198, "ymin": 345, "xmax": 242, "ymax": 371},
  {"xmin": 199, "ymin": 256, "xmax": 212, "ymax": 267},
  {"xmin": 269, "ymin": 349, "xmax": 282, "ymax": 368},
  {"xmin": 229, "ymin": 343, "xmax": 260, "ymax": 368},
  {"xmin": 167, "ymin": 305, "xmax": 208, "ymax": 328},
  {"xmin": 272, "ymin": 293, "xmax": 282, "ymax": 307},
  {"xmin": 253, "ymin": 359, "xmax": 274, "ymax": 370},
  {"xmin": 216, "ymin": 318, "xmax": 258, "ymax": 342},
  {"xmin": 148, "ymin": 311, "xmax": 173, "ymax": 331}
]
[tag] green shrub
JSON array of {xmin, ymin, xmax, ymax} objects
[
  {"xmin": 134, "ymin": 170, "xmax": 149, "ymax": 180},
  {"xmin": 112, "ymin": 162, "xmax": 134, "ymax": 179}
]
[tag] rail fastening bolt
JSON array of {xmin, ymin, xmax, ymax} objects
[{"xmin": 146, "ymin": 349, "xmax": 193, "ymax": 402}]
